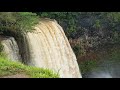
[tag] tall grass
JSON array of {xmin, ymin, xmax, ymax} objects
[{"xmin": 0, "ymin": 56, "xmax": 59, "ymax": 78}]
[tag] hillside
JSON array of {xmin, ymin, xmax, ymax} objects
[{"xmin": 0, "ymin": 56, "xmax": 59, "ymax": 78}]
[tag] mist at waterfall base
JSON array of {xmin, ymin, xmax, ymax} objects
[{"xmin": 83, "ymin": 59, "xmax": 120, "ymax": 78}]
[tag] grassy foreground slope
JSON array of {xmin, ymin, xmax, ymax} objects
[{"xmin": 0, "ymin": 57, "xmax": 59, "ymax": 78}]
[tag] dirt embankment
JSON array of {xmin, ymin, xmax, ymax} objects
[{"xmin": 0, "ymin": 74, "xmax": 29, "ymax": 78}]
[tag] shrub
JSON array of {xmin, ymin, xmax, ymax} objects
[
  {"xmin": 0, "ymin": 12, "xmax": 39, "ymax": 33},
  {"xmin": 79, "ymin": 60, "xmax": 98, "ymax": 75}
]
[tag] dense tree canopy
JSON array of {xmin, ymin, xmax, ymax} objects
[
  {"xmin": 35, "ymin": 12, "xmax": 120, "ymax": 43},
  {"xmin": 1, "ymin": 12, "xmax": 120, "ymax": 44}
]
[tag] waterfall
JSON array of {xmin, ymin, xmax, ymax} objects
[
  {"xmin": 24, "ymin": 19, "xmax": 82, "ymax": 78},
  {"xmin": 1, "ymin": 37, "xmax": 21, "ymax": 61},
  {"xmin": 0, "ymin": 19, "xmax": 82, "ymax": 78}
]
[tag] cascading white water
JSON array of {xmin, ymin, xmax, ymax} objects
[
  {"xmin": 25, "ymin": 19, "xmax": 82, "ymax": 78},
  {"xmin": 0, "ymin": 19, "xmax": 82, "ymax": 78},
  {"xmin": 1, "ymin": 37, "xmax": 21, "ymax": 61}
]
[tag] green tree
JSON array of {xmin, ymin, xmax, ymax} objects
[{"xmin": 0, "ymin": 12, "xmax": 39, "ymax": 33}]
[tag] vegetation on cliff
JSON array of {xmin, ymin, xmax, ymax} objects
[
  {"xmin": 35, "ymin": 12, "xmax": 120, "ymax": 41},
  {"xmin": 79, "ymin": 45, "xmax": 120, "ymax": 77},
  {"xmin": 0, "ymin": 12, "xmax": 39, "ymax": 33},
  {"xmin": 0, "ymin": 56, "xmax": 59, "ymax": 78}
]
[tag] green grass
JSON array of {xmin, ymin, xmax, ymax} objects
[{"xmin": 0, "ymin": 56, "xmax": 59, "ymax": 78}]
